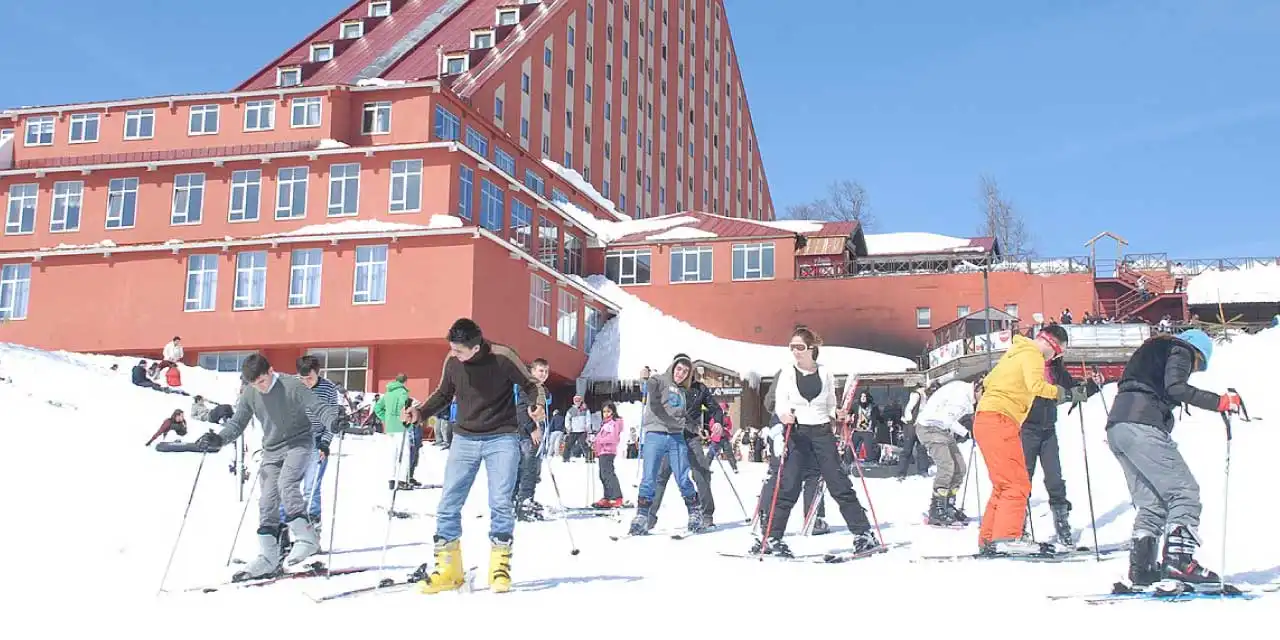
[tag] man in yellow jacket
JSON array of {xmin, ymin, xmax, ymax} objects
[{"xmin": 974, "ymin": 324, "xmax": 1070, "ymax": 554}]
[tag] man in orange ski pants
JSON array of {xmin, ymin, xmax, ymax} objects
[{"xmin": 974, "ymin": 325, "xmax": 1068, "ymax": 553}]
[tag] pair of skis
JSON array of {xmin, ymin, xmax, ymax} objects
[
  {"xmin": 718, "ymin": 540, "xmax": 911, "ymax": 564},
  {"xmin": 913, "ymin": 541, "xmax": 1130, "ymax": 564},
  {"xmin": 176, "ymin": 561, "xmax": 379, "ymax": 593},
  {"xmin": 1049, "ymin": 580, "xmax": 1278, "ymax": 604}
]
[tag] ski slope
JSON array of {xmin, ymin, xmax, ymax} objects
[{"xmin": 1, "ymin": 331, "xmax": 1278, "ymax": 635}]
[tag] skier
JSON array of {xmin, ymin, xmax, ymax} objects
[
  {"xmin": 402, "ymin": 318, "xmax": 546, "ymax": 594},
  {"xmin": 514, "ymin": 358, "xmax": 550, "ymax": 521},
  {"xmin": 753, "ymin": 327, "xmax": 881, "ymax": 557},
  {"xmin": 1107, "ymin": 329, "xmax": 1240, "ymax": 586},
  {"xmin": 184, "ymin": 354, "xmax": 347, "ymax": 580},
  {"xmin": 629, "ymin": 354, "xmax": 703, "ymax": 536},
  {"xmin": 973, "ymin": 324, "xmax": 1071, "ymax": 555},
  {"xmin": 373, "ymin": 374, "xmax": 414, "ymax": 488},
  {"xmin": 1020, "ymin": 356, "xmax": 1097, "ymax": 547},
  {"xmin": 284, "ymin": 355, "xmax": 341, "ymax": 528},
  {"xmin": 763, "ymin": 367, "xmax": 828, "ymax": 534},
  {"xmin": 914, "ymin": 379, "xmax": 980, "ymax": 526},
  {"xmin": 592, "ymin": 402, "xmax": 625, "ymax": 508},
  {"xmin": 645, "ymin": 354, "xmax": 723, "ymax": 529}
]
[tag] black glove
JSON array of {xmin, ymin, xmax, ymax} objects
[
  {"xmin": 955, "ymin": 431, "xmax": 971, "ymax": 444},
  {"xmin": 194, "ymin": 431, "xmax": 224, "ymax": 453},
  {"xmin": 318, "ymin": 439, "xmax": 331, "ymax": 457},
  {"xmin": 1070, "ymin": 384, "xmax": 1089, "ymax": 405},
  {"xmin": 334, "ymin": 416, "xmax": 351, "ymax": 437}
]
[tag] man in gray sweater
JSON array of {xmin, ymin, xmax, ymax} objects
[{"xmin": 191, "ymin": 353, "xmax": 346, "ymax": 581}]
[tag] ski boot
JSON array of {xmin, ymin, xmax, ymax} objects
[
  {"xmin": 945, "ymin": 490, "xmax": 969, "ymax": 524},
  {"xmin": 700, "ymin": 513, "xmax": 716, "ymax": 530},
  {"xmin": 851, "ymin": 529, "xmax": 882, "ymax": 553},
  {"xmin": 750, "ymin": 535, "xmax": 793, "ymax": 558},
  {"xmin": 516, "ymin": 498, "xmax": 544, "ymax": 522},
  {"xmin": 981, "ymin": 538, "xmax": 1050, "ymax": 556},
  {"xmin": 1126, "ymin": 533, "xmax": 1161, "ymax": 587},
  {"xmin": 489, "ymin": 534, "xmax": 513, "ymax": 593},
  {"xmin": 1161, "ymin": 525, "xmax": 1220, "ymax": 584},
  {"xmin": 278, "ymin": 525, "xmax": 293, "ymax": 558},
  {"xmin": 927, "ymin": 492, "xmax": 954, "ymax": 526},
  {"xmin": 233, "ymin": 527, "xmax": 283, "ymax": 582},
  {"xmin": 811, "ymin": 517, "xmax": 830, "ymax": 535},
  {"xmin": 283, "ymin": 516, "xmax": 320, "ymax": 566},
  {"xmin": 418, "ymin": 537, "xmax": 466, "ymax": 594},
  {"xmin": 1051, "ymin": 503, "xmax": 1074, "ymax": 548},
  {"xmin": 683, "ymin": 495, "xmax": 705, "ymax": 534},
  {"xmin": 628, "ymin": 499, "xmax": 653, "ymax": 536}
]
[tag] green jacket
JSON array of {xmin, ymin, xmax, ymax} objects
[{"xmin": 374, "ymin": 380, "xmax": 411, "ymax": 434}]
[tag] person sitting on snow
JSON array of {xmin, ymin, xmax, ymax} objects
[{"xmin": 146, "ymin": 409, "xmax": 189, "ymax": 446}]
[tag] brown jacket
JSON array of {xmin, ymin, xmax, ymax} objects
[{"xmin": 417, "ymin": 340, "xmax": 546, "ymax": 437}]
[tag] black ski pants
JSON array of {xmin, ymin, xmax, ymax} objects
[
  {"xmin": 761, "ymin": 424, "xmax": 869, "ymax": 539},
  {"xmin": 895, "ymin": 422, "xmax": 932, "ymax": 477},
  {"xmin": 512, "ymin": 435, "xmax": 541, "ymax": 502},
  {"xmin": 649, "ymin": 433, "xmax": 714, "ymax": 520},
  {"xmin": 758, "ymin": 449, "xmax": 825, "ymax": 520},
  {"xmin": 1020, "ymin": 424, "xmax": 1070, "ymax": 510},
  {"xmin": 563, "ymin": 431, "xmax": 588, "ymax": 461},
  {"xmin": 598, "ymin": 454, "xmax": 622, "ymax": 500}
]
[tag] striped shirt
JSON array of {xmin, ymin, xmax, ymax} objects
[{"xmin": 305, "ymin": 377, "xmax": 341, "ymax": 447}]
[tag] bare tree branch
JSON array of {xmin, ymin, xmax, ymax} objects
[
  {"xmin": 784, "ymin": 179, "xmax": 875, "ymax": 229},
  {"xmin": 977, "ymin": 175, "xmax": 1034, "ymax": 256}
]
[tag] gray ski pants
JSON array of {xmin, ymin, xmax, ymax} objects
[
  {"xmin": 916, "ymin": 424, "xmax": 966, "ymax": 495},
  {"xmin": 258, "ymin": 444, "xmax": 313, "ymax": 531},
  {"xmin": 1107, "ymin": 421, "xmax": 1201, "ymax": 538}
]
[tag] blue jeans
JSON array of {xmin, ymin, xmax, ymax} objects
[
  {"xmin": 279, "ymin": 448, "xmax": 326, "ymax": 523},
  {"xmin": 436, "ymin": 433, "xmax": 521, "ymax": 542},
  {"xmin": 638, "ymin": 431, "xmax": 696, "ymax": 502}
]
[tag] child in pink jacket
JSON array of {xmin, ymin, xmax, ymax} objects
[{"xmin": 592, "ymin": 402, "xmax": 625, "ymax": 508}]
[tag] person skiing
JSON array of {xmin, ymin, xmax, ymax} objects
[
  {"xmin": 592, "ymin": 402, "xmax": 625, "ymax": 508},
  {"xmin": 283, "ymin": 355, "xmax": 342, "ymax": 529},
  {"xmin": 645, "ymin": 354, "xmax": 723, "ymax": 529},
  {"xmin": 183, "ymin": 354, "xmax": 347, "ymax": 581},
  {"xmin": 374, "ymin": 374, "xmax": 414, "ymax": 488},
  {"xmin": 629, "ymin": 354, "xmax": 703, "ymax": 536},
  {"xmin": 402, "ymin": 318, "xmax": 545, "ymax": 594},
  {"xmin": 973, "ymin": 324, "xmax": 1071, "ymax": 555},
  {"xmin": 753, "ymin": 327, "xmax": 881, "ymax": 557},
  {"xmin": 1107, "ymin": 329, "xmax": 1240, "ymax": 587},
  {"xmin": 914, "ymin": 379, "xmax": 980, "ymax": 526},
  {"xmin": 1020, "ymin": 356, "xmax": 1098, "ymax": 547},
  {"xmin": 763, "ymin": 367, "xmax": 828, "ymax": 534},
  {"xmin": 514, "ymin": 358, "xmax": 550, "ymax": 521}
]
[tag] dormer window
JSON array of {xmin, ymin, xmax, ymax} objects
[
  {"xmin": 497, "ymin": 8, "xmax": 519, "ymax": 26},
  {"xmin": 277, "ymin": 67, "xmax": 302, "ymax": 87},
  {"xmin": 310, "ymin": 44, "xmax": 334, "ymax": 63},
  {"xmin": 368, "ymin": 1, "xmax": 391, "ymax": 17},
  {"xmin": 471, "ymin": 30, "xmax": 494, "ymax": 49},
  {"xmin": 340, "ymin": 20, "xmax": 364, "ymax": 39},
  {"xmin": 444, "ymin": 55, "xmax": 468, "ymax": 75}
]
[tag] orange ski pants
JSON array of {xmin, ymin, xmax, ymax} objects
[{"xmin": 974, "ymin": 411, "xmax": 1032, "ymax": 545}]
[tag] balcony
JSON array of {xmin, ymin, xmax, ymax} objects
[{"xmin": 795, "ymin": 253, "xmax": 1092, "ymax": 280}]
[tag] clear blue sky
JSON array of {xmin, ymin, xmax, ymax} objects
[{"xmin": 2, "ymin": 0, "xmax": 1277, "ymax": 258}]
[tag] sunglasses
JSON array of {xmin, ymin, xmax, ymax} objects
[{"xmin": 789, "ymin": 343, "xmax": 810, "ymax": 352}]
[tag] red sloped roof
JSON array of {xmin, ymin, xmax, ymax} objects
[
  {"xmin": 813, "ymin": 221, "xmax": 859, "ymax": 237},
  {"xmin": 608, "ymin": 211, "xmax": 801, "ymax": 245},
  {"xmin": 382, "ymin": 0, "xmax": 506, "ymax": 81}
]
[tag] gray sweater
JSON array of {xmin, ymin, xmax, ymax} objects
[
  {"xmin": 642, "ymin": 373, "xmax": 689, "ymax": 435},
  {"xmin": 217, "ymin": 374, "xmax": 342, "ymax": 452}
]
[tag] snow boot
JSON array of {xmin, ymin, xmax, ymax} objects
[
  {"xmin": 683, "ymin": 494, "xmax": 705, "ymax": 534},
  {"xmin": 283, "ymin": 516, "xmax": 320, "ymax": 566},
  {"xmin": 1051, "ymin": 503, "xmax": 1073, "ymax": 547},
  {"xmin": 628, "ymin": 499, "xmax": 653, "ymax": 536},
  {"xmin": 488, "ymin": 534, "xmax": 513, "ymax": 593},
  {"xmin": 750, "ymin": 535, "xmax": 793, "ymax": 558},
  {"xmin": 946, "ymin": 490, "xmax": 969, "ymax": 524},
  {"xmin": 418, "ymin": 537, "xmax": 465, "ymax": 594},
  {"xmin": 233, "ymin": 529, "xmax": 283, "ymax": 581},
  {"xmin": 1161, "ymin": 525, "xmax": 1220, "ymax": 584},
  {"xmin": 927, "ymin": 492, "xmax": 954, "ymax": 526},
  {"xmin": 1127, "ymin": 533, "xmax": 1161, "ymax": 587}
]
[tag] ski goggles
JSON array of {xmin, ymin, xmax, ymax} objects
[{"xmin": 1040, "ymin": 332, "xmax": 1065, "ymax": 357}]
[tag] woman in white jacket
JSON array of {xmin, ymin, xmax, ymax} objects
[
  {"xmin": 914, "ymin": 378, "xmax": 983, "ymax": 526},
  {"xmin": 751, "ymin": 327, "xmax": 882, "ymax": 558}
]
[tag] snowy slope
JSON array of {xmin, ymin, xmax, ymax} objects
[
  {"xmin": 2, "ymin": 332, "xmax": 1278, "ymax": 633},
  {"xmin": 1186, "ymin": 265, "xmax": 1280, "ymax": 305},
  {"xmin": 576, "ymin": 275, "xmax": 916, "ymax": 382}
]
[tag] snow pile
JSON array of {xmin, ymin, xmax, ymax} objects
[
  {"xmin": 42, "ymin": 239, "xmax": 119, "ymax": 251},
  {"xmin": 559, "ymin": 207, "xmax": 699, "ymax": 245},
  {"xmin": 264, "ymin": 217, "xmax": 466, "ymax": 238},
  {"xmin": 758, "ymin": 219, "xmax": 823, "ymax": 234},
  {"xmin": 540, "ymin": 158, "xmax": 619, "ymax": 214},
  {"xmin": 645, "ymin": 226, "xmax": 718, "ymax": 241},
  {"xmin": 578, "ymin": 275, "xmax": 916, "ymax": 381},
  {"xmin": 864, "ymin": 232, "xmax": 978, "ymax": 256},
  {"xmin": 315, "ymin": 138, "xmax": 350, "ymax": 150},
  {"xmin": 1187, "ymin": 265, "xmax": 1280, "ymax": 305}
]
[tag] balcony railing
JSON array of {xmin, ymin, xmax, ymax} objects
[{"xmin": 795, "ymin": 254, "xmax": 1092, "ymax": 280}]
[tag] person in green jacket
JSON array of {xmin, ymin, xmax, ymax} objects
[{"xmin": 375, "ymin": 375, "xmax": 418, "ymax": 488}]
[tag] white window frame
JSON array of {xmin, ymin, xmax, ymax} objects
[
  {"xmin": 388, "ymin": 159, "xmax": 422, "ymax": 213},
  {"xmin": 471, "ymin": 29, "xmax": 494, "ymax": 49},
  {"xmin": 198, "ymin": 351, "xmax": 254, "ymax": 373},
  {"xmin": 124, "ymin": 109, "xmax": 155, "ymax": 140},
  {"xmin": 557, "ymin": 288, "xmax": 579, "ymax": 347},
  {"xmin": 243, "ymin": 100, "xmax": 276, "ymax": 132},
  {"xmin": 604, "ymin": 249, "xmax": 652, "ymax": 286},
  {"xmin": 229, "ymin": 169, "xmax": 262, "ymax": 222},
  {"xmin": 289, "ymin": 248, "xmax": 323, "ymax": 308},
  {"xmin": 0, "ymin": 264, "xmax": 32, "ymax": 321},
  {"xmin": 368, "ymin": 0, "xmax": 391, "ymax": 17},
  {"xmin": 233, "ymin": 251, "xmax": 268, "ymax": 311},
  {"xmin": 957, "ymin": 305, "xmax": 971, "ymax": 318},
  {"xmin": 310, "ymin": 43, "xmax": 334, "ymax": 63},
  {"xmin": 305, "ymin": 347, "xmax": 371, "ymax": 392},
  {"xmin": 188, "ymin": 104, "xmax": 219, "ymax": 136},
  {"xmin": 916, "ymin": 307, "xmax": 932, "ymax": 329},
  {"xmin": 184, "ymin": 254, "xmax": 219, "ymax": 312},
  {"xmin": 353, "ymin": 245, "xmax": 388, "ymax": 305},
  {"xmin": 730, "ymin": 242, "xmax": 775, "ymax": 281},
  {"xmin": 49, "ymin": 180, "xmax": 83, "ymax": 233},
  {"xmin": 68, "ymin": 113, "xmax": 100, "ymax": 144},
  {"xmin": 276, "ymin": 166, "xmax": 308, "ymax": 219},
  {"xmin": 24, "ymin": 116, "xmax": 54, "ymax": 146},
  {"xmin": 528, "ymin": 274, "xmax": 551, "ymax": 335},
  {"xmin": 6, "ymin": 184, "xmax": 38, "ymax": 235},
  {"xmin": 291, "ymin": 97, "xmax": 323, "ymax": 128},
  {"xmin": 171, "ymin": 173, "xmax": 206, "ymax": 225},
  {"xmin": 444, "ymin": 55, "xmax": 468, "ymax": 75},
  {"xmin": 106, "ymin": 177, "xmax": 139, "ymax": 229},
  {"xmin": 670, "ymin": 246, "xmax": 713, "ymax": 283},
  {"xmin": 327, "ymin": 163, "xmax": 361, "ymax": 217},
  {"xmin": 497, "ymin": 8, "xmax": 519, "ymax": 25},
  {"xmin": 361, "ymin": 101, "xmax": 392, "ymax": 135},
  {"xmin": 1005, "ymin": 304, "xmax": 1020, "ymax": 318},
  {"xmin": 277, "ymin": 67, "xmax": 302, "ymax": 88},
  {"xmin": 340, "ymin": 20, "xmax": 364, "ymax": 39}
]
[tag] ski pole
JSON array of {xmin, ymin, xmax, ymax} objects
[
  {"xmin": 846, "ymin": 434, "xmax": 885, "ymax": 546},
  {"xmin": 959, "ymin": 439, "xmax": 979, "ymax": 513},
  {"xmin": 543, "ymin": 429, "xmax": 580, "ymax": 555},
  {"xmin": 1076, "ymin": 397, "xmax": 1101, "ymax": 561},
  {"xmin": 377, "ymin": 428, "xmax": 410, "ymax": 578},
  {"xmin": 802, "ymin": 477, "xmax": 826, "ymax": 536},
  {"xmin": 324, "ymin": 428, "xmax": 347, "ymax": 574},
  {"xmin": 225, "ymin": 453, "xmax": 262, "ymax": 566},
  {"xmin": 1219, "ymin": 412, "xmax": 1233, "ymax": 595},
  {"xmin": 714, "ymin": 455, "xmax": 751, "ymax": 523},
  {"xmin": 158, "ymin": 450, "xmax": 208, "ymax": 594},
  {"xmin": 759, "ymin": 421, "xmax": 793, "ymax": 558}
]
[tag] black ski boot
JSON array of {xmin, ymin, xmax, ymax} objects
[
  {"xmin": 628, "ymin": 498, "xmax": 653, "ymax": 536},
  {"xmin": 851, "ymin": 529, "xmax": 882, "ymax": 553},
  {"xmin": 750, "ymin": 536, "xmax": 793, "ymax": 558},
  {"xmin": 683, "ymin": 495, "xmax": 705, "ymax": 534},
  {"xmin": 1162, "ymin": 525, "xmax": 1220, "ymax": 584},
  {"xmin": 811, "ymin": 517, "xmax": 830, "ymax": 535},
  {"xmin": 1127, "ymin": 534, "xmax": 1160, "ymax": 587},
  {"xmin": 1051, "ymin": 503, "xmax": 1074, "ymax": 548},
  {"xmin": 927, "ymin": 492, "xmax": 954, "ymax": 526},
  {"xmin": 946, "ymin": 491, "xmax": 969, "ymax": 524}
]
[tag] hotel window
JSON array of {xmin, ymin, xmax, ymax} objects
[
  {"xmin": 310, "ymin": 44, "xmax": 334, "ymax": 63},
  {"xmin": 124, "ymin": 109, "xmax": 155, "ymax": 139},
  {"xmin": 277, "ymin": 67, "xmax": 302, "ymax": 87},
  {"xmin": 276, "ymin": 167, "xmax": 308, "ymax": 219},
  {"xmin": 106, "ymin": 178, "xmax": 139, "ymax": 228},
  {"xmin": 243, "ymin": 100, "xmax": 275, "ymax": 131},
  {"xmin": 68, "ymin": 113, "xmax": 99, "ymax": 143},
  {"xmin": 389, "ymin": 160, "xmax": 423, "ymax": 213},
  {"xmin": 369, "ymin": 0, "xmax": 391, "ymax": 17},
  {"xmin": 289, "ymin": 249, "xmax": 323, "ymax": 308},
  {"xmin": 340, "ymin": 20, "xmax": 364, "ymax": 39},
  {"xmin": 605, "ymin": 249, "xmax": 652, "ymax": 286},
  {"xmin": 362, "ymin": 101, "xmax": 392, "ymax": 134},
  {"xmin": 353, "ymin": 245, "xmax": 388, "ymax": 304},
  {"xmin": 957, "ymin": 305, "xmax": 971, "ymax": 319},
  {"xmin": 464, "ymin": 126, "xmax": 489, "ymax": 155},
  {"xmin": 458, "ymin": 165, "xmax": 474, "ymax": 220},
  {"xmin": 433, "ymin": 105, "xmax": 461, "ymax": 140},
  {"xmin": 731, "ymin": 242, "xmax": 774, "ymax": 281},
  {"xmin": 444, "ymin": 55, "xmax": 468, "ymax": 75},
  {"xmin": 494, "ymin": 148, "xmax": 516, "ymax": 175},
  {"xmin": 24, "ymin": 116, "xmax": 54, "ymax": 146},
  {"xmin": 198, "ymin": 352, "xmax": 254, "ymax": 373},
  {"xmin": 233, "ymin": 251, "xmax": 268, "ymax": 311},
  {"xmin": 524, "ymin": 170, "xmax": 545, "ymax": 196},
  {"xmin": 498, "ymin": 9, "xmax": 519, "ymax": 26},
  {"xmin": 480, "ymin": 178, "xmax": 504, "ymax": 232},
  {"xmin": 557, "ymin": 289, "xmax": 579, "ymax": 347},
  {"xmin": 291, "ymin": 97, "xmax": 322, "ymax": 128},
  {"xmin": 171, "ymin": 173, "xmax": 206, "ymax": 225},
  {"xmin": 528, "ymin": 274, "xmax": 551, "ymax": 335},
  {"xmin": 184, "ymin": 254, "xmax": 218, "ymax": 312},
  {"xmin": 49, "ymin": 181, "xmax": 83, "ymax": 232},
  {"xmin": 584, "ymin": 305, "xmax": 603, "ymax": 351},
  {"xmin": 563, "ymin": 233, "xmax": 583, "ymax": 276},
  {"xmin": 305, "ymin": 347, "xmax": 370, "ymax": 392},
  {"xmin": 472, "ymin": 30, "xmax": 494, "ymax": 49},
  {"xmin": 228, "ymin": 170, "xmax": 262, "ymax": 222},
  {"xmin": 916, "ymin": 307, "xmax": 932, "ymax": 329},
  {"xmin": 188, "ymin": 105, "xmax": 219, "ymax": 135},
  {"xmin": 0, "ymin": 264, "xmax": 30, "ymax": 321},
  {"xmin": 327, "ymin": 163, "xmax": 361, "ymax": 216},
  {"xmin": 1005, "ymin": 304, "xmax": 1020, "ymax": 319},
  {"xmin": 538, "ymin": 216, "xmax": 559, "ymax": 269},
  {"xmin": 510, "ymin": 199, "xmax": 532, "ymax": 248}
]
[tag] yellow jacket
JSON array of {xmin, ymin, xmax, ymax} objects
[{"xmin": 976, "ymin": 335, "xmax": 1060, "ymax": 424}]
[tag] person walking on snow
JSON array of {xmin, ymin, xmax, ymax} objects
[
  {"xmin": 592, "ymin": 402, "xmax": 625, "ymax": 508},
  {"xmin": 278, "ymin": 356, "xmax": 341, "ymax": 531},
  {"xmin": 514, "ymin": 358, "xmax": 550, "ymax": 521},
  {"xmin": 402, "ymin": 318, "xmax": 546, "ymax": 594},
  {"xmin": 374, "ymin": 374, "xmax": 415, "ymax": 488},
  {"xmin": 706, "ymin": 402, "xmax": 739, "ymax": 473},
  {"xmin": 1107, "ymin": 329, "xmax": 1240, "ymax": 587},
  {"xmin": 914, "ymin": 379, "xmax": 980, "ymax": 526},
  {"xmin": 644, "ymin": 353, "xmax": 723, "ymax": 529},
  {"xmin": 184, "ymin": 354, "xmax": 347, "ymax": 581},
  {"xmin": 563, "ymin": 395, "xmax": 591, "ymax": 461},
  {"xmin": 629, "ymin": 354, "xmax": 704, "ymax": 536},
  {"xmin": 1020, "ymin": 356, "xmax": 1099, "ymax": 547},
  {"xmin": 973, "ymin": 324, "xmax": 1073, "ymax": 555},
  {"xmin": 753, "ymin": 328, "xmax": 881, "ymax": 557}
]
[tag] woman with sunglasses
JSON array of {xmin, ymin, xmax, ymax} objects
[{"xmin": 751, "ymin": 327, "xmax": 881, "ymax": 557}]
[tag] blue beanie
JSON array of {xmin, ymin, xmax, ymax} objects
[{"xmin": 1175, "ymin": 329, "xmax": 1213, "ymax": 372}]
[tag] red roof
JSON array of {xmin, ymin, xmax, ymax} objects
[{"xmin": 608, "ymin": 211, "xmax": 816, "ymax": 245}]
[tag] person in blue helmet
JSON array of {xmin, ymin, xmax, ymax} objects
[{"xmin": 1105, "ymin": 329, "xmax": 1242, "ymax": 589}]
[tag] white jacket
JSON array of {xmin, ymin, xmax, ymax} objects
[
  {"xmin": 163, "ymin": 341, "xmax": 183, "ymax": 362},
  {"xmin": 915, "ymin": 381, "xmax": 975, "ymax": 438},
  {"xmin": 772, "ymin": 364, "xmax": 839, "ymax": 425}
]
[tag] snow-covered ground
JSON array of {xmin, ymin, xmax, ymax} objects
[
  {"xmin": 1187, "ymin": 264, "xmax": 1280, "ymax": 305},
  {"xmin": 2, "ymin": 330, "xmax": 1278, "ymax": 634}
]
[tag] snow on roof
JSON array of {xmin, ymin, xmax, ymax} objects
[
  {"xmin": 863, "ymin": 232, "xmax": 981, "ymax": 256},
  {"xmin": 41, "ymin": 239, "xmax": 118, "ymax": 251},
  {"xmin": 578, "ymin": 275, "xmax": 916, "ymax": 383},
  {"xmin": 316, "ymin": 139, "xmax": 350, "ymax": 150},
  {"xmin": 541, "ymin": 159, "xmax": 619, "ymax": 213},
  {"xmin": 758, "ymin": 219, "xmax": 823, "ymax": 234},
  {"xmin": 262, "ymin": 216, "xmax": 464, "ymax": 237},
  {"xmin": 564, "ymin": 212, "xmax": 700, "ymax": 245},
  {"xmin": 646, "ymin": 226, "xmax": 719, "ymax": 241},
  {"xmin": 1187, "ymin": 265, "xmax": 1280, "ymax": 305}
]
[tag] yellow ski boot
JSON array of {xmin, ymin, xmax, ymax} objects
[
  {"xmin": 489, "ymin": 535, "xmax": 513, "ymax": 593},
  {"xmin": 418, "ymin": 538, "xmax": 465, "ymax": 594}
]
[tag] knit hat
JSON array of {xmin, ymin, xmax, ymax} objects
[
  {"xmin": 671, "ymin": 352, "xmax": 692, "ymax": 368},
  {"xmin": 1175, "ymin": 329, "xmax": 1213, "ymax": 372}
]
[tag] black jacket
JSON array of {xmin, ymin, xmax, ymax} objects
[
  {"xmin": 418, "ymin": 341, "xmax": 546, "ymax": 437},
  {"xmin": 1106, "ymin": 336, "xmax": 1220, "ymax": 433},
  {"xmin": 1022, "ymin": 359, "xmax": 1076, "ymax": 431},
  {"xmin": 684, "ymin": 381, "xmax": 723, "ymax": 434}
]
